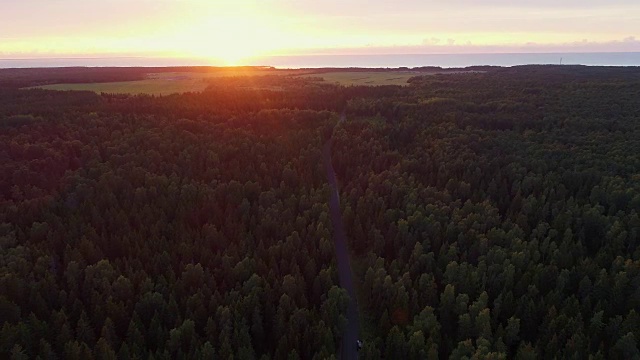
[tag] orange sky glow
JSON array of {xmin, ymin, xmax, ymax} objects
[{"xmin": 1, "ymin": 0, "xmax": 639, "ymax": 65}]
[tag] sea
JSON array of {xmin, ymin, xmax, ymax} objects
[{"xmin": 1, "ymin": 52, "xmax": 640, "ymax": 69}]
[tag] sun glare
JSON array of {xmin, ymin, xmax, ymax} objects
[
  {"xmin": 173, "ymin": 9, "xmax": 285, "ymax": 66},
  {"xmin": 192, "ymin": 22, "xmax": 260, "ymax": 64}
]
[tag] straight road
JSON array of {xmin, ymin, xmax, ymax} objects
[{"xmin": 323, "ymin": 113, "xmax": 360, "ymax": 359}]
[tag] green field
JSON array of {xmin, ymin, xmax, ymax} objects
[
  {"xmin": 33, "ymin": 70, "xmax": 468, "ymax": 95},
  {"xmin": 306, "ymin": 70, "xmax": 484, "ymax": 86},
  {"xmin": 303, "ymin": 71, "xmax": 424, "ymax": 86},
  {"xmin": 33, "ymin": 69, "xmax": 311, "ymax": 95},
  {"xmin": 37, "ymin": 79, "xmax": 208, "ymax": 95}
]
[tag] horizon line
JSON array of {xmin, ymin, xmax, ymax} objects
[{"xmin": 2, "ymin": 50, "xmax": 640, "ymax": 61}]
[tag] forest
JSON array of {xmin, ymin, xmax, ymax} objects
[{"xmin": 1, "ymin": 65, "xmax": 639, "ymax": 359}]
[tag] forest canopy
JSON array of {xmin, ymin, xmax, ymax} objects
[{"xmin": 1, "ymin": 65, "xmax": 639, "ymax": 359}]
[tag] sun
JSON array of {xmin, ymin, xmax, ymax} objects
[
  {"xmin": 149, "ymin": 2, "xmax": 316, "ymax": 66},
  {"xmin": 202, "ymin": 31, "xmax": 263, "ymax": 66},
  {"xmin": 176, "ymin": 14, "xmax": 282, "ymax": 66}
]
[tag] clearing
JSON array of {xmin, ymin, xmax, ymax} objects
[
  {"xmin": 33, "ymin": 69, "xmax": 309, "ymax": 95},
  {"xmin": 32, "ymin": 69, "xmax": 475, "ymax": 95},
  {"xmin": 303, "ymin": 71, "xmax": 425, "ymax": 86}
]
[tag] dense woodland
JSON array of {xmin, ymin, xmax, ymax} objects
[{"xmin": 1, "ymin": 66, "xmax": 639, "ymax": 359}]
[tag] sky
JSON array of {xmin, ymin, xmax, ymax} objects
[{"xmin": 1, "ymin": 0, "xmax": 639, "ymax": 64}]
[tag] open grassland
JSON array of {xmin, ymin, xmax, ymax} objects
[
  {"xmin": 302, "ymin": 71, "xmax": 423, "ymax": 86},
  {"xmin": 33, "ymin": 69, "xmax": 312, "ymax": 95},
  {"xmin": 33, "ymin": 69, "xmax": 473, "ymax": 95},
  {"xmin": 36, "ymin": 79, "xmax": 207, "ymax": 95},
  {"xmin": 304, "ymin": 70, "xmax": 484, "ymax": 86}
]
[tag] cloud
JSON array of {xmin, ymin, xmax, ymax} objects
[
  {"xmin": 422, "ymin": 38, "xmax": 441, "ymax": 45},
  {"xmin": 302, "ymin": 36, "xmax": 640, "ymax": 56},
  {"xmin": 562, "ymin": 36, "xmax": 640, "ymax": 50}
]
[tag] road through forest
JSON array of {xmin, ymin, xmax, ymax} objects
[{"xmin": 323, "ymin": 113, "xmax": 360, "ymax": 359}]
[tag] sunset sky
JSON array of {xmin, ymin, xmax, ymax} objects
[{"xmin": 2, "ymin": 0, "xmax": 639, "ymax": 64}]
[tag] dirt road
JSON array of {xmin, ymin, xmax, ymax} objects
[{"xmin": 323, "ymin": 113, "xmax": 360, "ymax": 359}]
